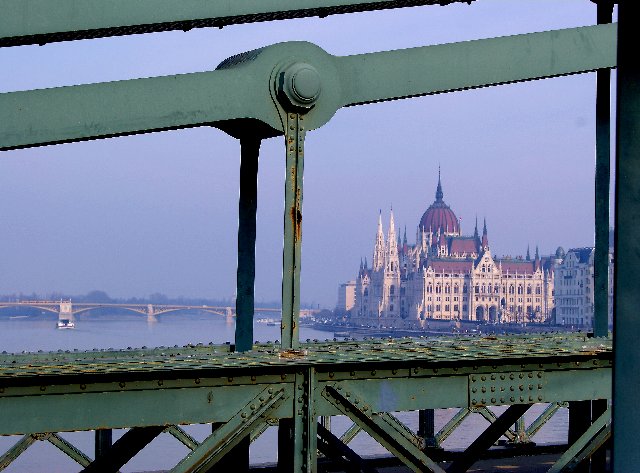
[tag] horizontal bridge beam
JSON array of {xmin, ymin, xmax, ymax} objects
[
  {"xmin": 0, "ymin": 0, "xmax": 476, "ymax": 47},
  {"xmin": 0, "ymin": 24, "xmax": 616, "ymax": 152}
]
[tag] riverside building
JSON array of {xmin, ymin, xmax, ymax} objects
[{"xmin": 351, "ymin": 173, "xmax": 556, "ymax": 329}]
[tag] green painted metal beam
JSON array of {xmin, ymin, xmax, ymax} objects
[
  {"xmin": 0, "ymin": 0, "xmax": 475, "ymax": 47},
  {"xmin": 323, "ymin": 385, "xmax": 445, "ymax": 473},
  {"xmin": 0, "ymin": 24, "xmax": 617, "ymax": 151},
  {"xmin": 613, "ymin": 3, "xmax": 640, "ymax": 471},
  {"xmin": 170, "ymin": 386, "xmax": 284, "ymax": 473}
]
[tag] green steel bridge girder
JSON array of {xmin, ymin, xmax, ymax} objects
[
  {"xmin": 0, "ymin": 0, "xmax": 481, "ymax": 48},
  {"xmin": 0, "ymin": 359, "xmax": 611, "ymax": 435},
  {"xmin": 0, "ymin": 23, "xmax": 617, "ymax": 151}
]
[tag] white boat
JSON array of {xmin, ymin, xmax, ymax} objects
[{"xmin": 56, "ymin": 319, "xmax": 75, "ymax": 329}]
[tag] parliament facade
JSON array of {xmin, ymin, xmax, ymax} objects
[{"xmin": 352, "ymin": 174, "xmax": 556, "ymax": 328}]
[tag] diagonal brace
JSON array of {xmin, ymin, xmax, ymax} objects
[
  {"xmin": 548, "ymin": 407, "xmax": 611, "ymax": 473},
  {"xmin": 46, "ymin": 432, "xmax": 92, "ymax": 467},
  {"xmin": 323, "ymin": 385, "xmax": 445, "ymax": 473},
  {"xmin": 166, "ymin": 426, "xmax": 200, "ymax": 451},
  {"xmin": 82, "ymin": 425, "xmax": 165, "ymax": 473},
  {"xmin": 170, "ymin": 386, "xmax": 284, "ymax": 473},
  {"xmin": 317, "ymin": 422, "xmax": 378, "ymax": 473},
  {"xmin": 446, "ymin": 404, "xmax": 531, "ymax": 473},
  {"xmin": 0, "ymin": 434, "xmax": 37, "ymax": 470}
]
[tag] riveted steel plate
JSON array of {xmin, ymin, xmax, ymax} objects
[{"xmin": 469, "ymin": 371, "xmax": 546, "ymax": 407}]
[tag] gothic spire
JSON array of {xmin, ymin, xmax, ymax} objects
[
  {"xmin": 435, "ymin": 165, "xmax": 444, "ymax": 202},
  {"xmin": 373, "ymin": 210, "xmax": 385, "ymax": 271},
  {"xmin": 482, "ymin": 217, "xmax": 487, "ymax": 236},
  {"xmin": 474, "ymin": 216, "xmax": 479, "ymax": 239},
  {"xmin": 481, "ymin": 217, "xmax": 489, "ymax": 250},
  {"xmin": 535, "ymin": 245, "xmax": 540, "ymax": 260},
  {"xmin": 526, "ymin": 245, "xmax": 531, "ymax": 261}
]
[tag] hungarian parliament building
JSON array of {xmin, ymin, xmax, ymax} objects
[{"xmin": 349, "ymin": 174, "xmax": 558, "ymax": 328}]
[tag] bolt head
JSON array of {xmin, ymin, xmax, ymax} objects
[{"xmin": 278, "ymin": 63, "xmax": 321, "ymax": 111}]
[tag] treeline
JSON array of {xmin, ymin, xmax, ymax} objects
[{"xmin": 0, "ymin": 290, "xmax": 280, "ymax": 308}]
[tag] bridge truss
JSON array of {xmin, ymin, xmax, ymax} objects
[{"xmin": 1, "ymin": 0, "xmax": 637, "ymax": 471}]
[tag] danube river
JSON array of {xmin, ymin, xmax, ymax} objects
[{"xmin": 0, "ymin": 313, "xmax": 569, "ymax": 472}]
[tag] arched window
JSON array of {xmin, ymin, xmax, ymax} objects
[
  {"xmin": 390, "ymin": 285, "xmax": 395, "ymax": 295},
  {"xmin": 517, "ymin": 285, "xmax": 523, "ymax": 295},
  {"xmin": 481, "ymin": 284, "xmax": 486, "ymax": 293},
  {"xmin": 427, "ymin": 285, "xmax": 433, "ymax": 293},
  {"xmin": 445, "ymin": 285, "xmax": 451, "ymax": 294},
  {"xmin": 454, "ymin": 284, "xmax": 459, "ymax": 294},
  {"xmin": 436, "ymin": 285, "xmax": 442, "ymax": 294},
  {"xmin": 487, "ymin": 284, "xmax": 492, "ymax": 293},
  {"xmin": 475, "ymin": 285, "xmax": 479, "ymax": 294},
  {"xmin": 509, "ymin": 285, "xmax": 515, "ymax": 294},
  {"xmin": 527, "ymin": 285, "xmax": 532, "ymax": 295},
  {"xmin": 536, "ymin": 286, "xmax": 541, "ymax": 295},
  {"xmin": 494, "ymin": 285, "xmax": 500, "ymax": 294}
]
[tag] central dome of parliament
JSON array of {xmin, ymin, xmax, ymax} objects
[{"xmin": 419, "ymin": 174, "xmax": 460, "ymax": 234}]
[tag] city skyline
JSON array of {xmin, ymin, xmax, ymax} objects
[{"xmin": 0, "ymin": 1, "xmax": 612, "ymax": 307}]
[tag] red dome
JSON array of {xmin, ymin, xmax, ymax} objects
[
  {"xmin": 419, "ymin": 202, "xmax": 460, "ymax": 234},
  {"xmin": 419, "ymin": 174, "xmax": 460, "ymax": 234}
]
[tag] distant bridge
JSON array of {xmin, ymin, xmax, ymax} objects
[{"xmin": 0, "ymin": 301, "xmax": 320, "ymax": 323}]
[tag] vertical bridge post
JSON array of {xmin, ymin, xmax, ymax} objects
[{"xmin": 613, "ymin": 2, "xmax": 640, "ymax": 471}]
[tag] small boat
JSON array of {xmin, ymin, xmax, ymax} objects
[{"xmin": 57, "ymin": 319, "xmax": 75, "ymax": 329}]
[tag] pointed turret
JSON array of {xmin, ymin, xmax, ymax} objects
[
  {"xmin": 403, "ymin": 226, "xmax": 407, "ymax": 245},
  {"xmin": 526, "ymin": 245, "xmax": 531, "ymax": 261},
  {"xmin": 474, "ymin": 216, "xmax": 479, "ymax": 240},
  {"xmin": 481, "ymin": 218, "xmax": 489, "ymax": 251},
  {"xmin": 386, "ymin": 209, "xmax": 399, "ymax": 273},
  {"xmin": 373, "ymin": 211, "xmax": 385, "ymax": 271}
]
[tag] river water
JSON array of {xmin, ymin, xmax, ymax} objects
[{"xmin": 0, "ymin": 313, "xmax": 568, "ymax": 472}]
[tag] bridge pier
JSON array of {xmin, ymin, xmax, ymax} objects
[{"xmin": 146, "ymin": 305, "xmax": 158, "ymax": 323}]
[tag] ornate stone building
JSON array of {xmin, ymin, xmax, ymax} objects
[{"xmin": 352, "ymin": 174, "xmax": 555, "ymax": 328}]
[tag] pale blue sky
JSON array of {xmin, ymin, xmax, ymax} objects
[{"xmin": 0, "ymin": 1, "xmax": 613, "ymax": 307}]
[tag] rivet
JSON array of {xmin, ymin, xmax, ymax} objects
[
  {"xmin": 510, "ymin": 386, "xmax": 515, "ymax": 391},
  {"xmin": 491, "ymin": 387, "xmax": 496, "ymax": 392},
  {"xmin": 371, "ymin": 370, "xmax": 376, "ymax": 376},
  {"xmin": 528, "ymin": 373, "xmax": 534, "ymax": 378},
  {"xmin": 268, "ymin": 388, "xmax": 274, "ymax": 394},
  {"xmin": 119, "ymin": 382, "xmax": 125, "ymax": 388},
  {"xmin": 491, "ymin": 375, "xmax": 496, "ymax": 381},
  {"xmin": 510, "ymin": 397, "xmax": 515, "ymax": 402},
  {"xmin": 158, "ymin": 380, "xmax": 163, "ymax": 386},
  {"xmin": 281, "ymin": 374, "xmax": 287, "ymax": 380},
  {"xmin": 500, "ymin": 375, "xmax": 506, "ymax": 380},
  {"xmin": 529, "ymin": 396, "xmax": 534, "ymax": 402},
  {"xmin": 519, "ymin": 385, "xmax": 524, "ymax": 391},
  {"xmin": 491, "ymin": 398, "xmax": 496, "ymax": 403},
  {"xmin": 290, "ymin": 114, "xmax": 295, "ymax": 119},
  {"xmin": 472, "ymin": 399, "xmax": 477, "ymax": 404},
  {"xmin": 538, "ymin": 384, "xmax": 543, "ymax": 389},
  {"xmin": 519, "ymin": 373, "xmax": 524, "ymax": 379},
  {"xmin": 472, "ymin": 387, "xmax": 477, "ymax": 393},
  {"xmin": 329, "ymin": 372, "xmax": 334, "ymax": 378},
  {"xmin": 414, "ymin": 368, "xmax": 419, "ymax": 374},
  {"xmin": 471, "ymin": 376, "xmax": 477, "ymax": 382},
  {"xmin": 392, "ymin": 369, "xmax": 397, "ymax": 375},
  {"xmin": 509, "ymin": 374, "xmax": 515, "ymax": 380},
  {"xmin": 40, "ymin": 386, "xmax": 46, "ymax": 392},
  {"xmin": 251, "ymin": 375, "xmax": 256, "ymax": 382},
  {"xmin": 241, "ymin": 412, "xmax": 247, "ymax": 418},
  {"xmin": 195, "ymin": 378, "xmax": 201, "ymax": 384},
  {"xmin": 538, "ymin": 395, "xmax": 543, "ymax": 401},
  {"xmin": 481, "ymin": 387, "xmax": 486, "ymax": 393},
  {"xmin": 80, "ymin": 384, "xmax": 86, "ymax": 390},
  {"xmin": 529, "ymin": 384, "xmax": 534, "ymax": 390},
  {"xmin": 228, "ymin": 377, "xmax": 234, "ymax": 383},
  {"xmin": 537, "ymin": 373, "xmax": 543, "ymax": 379},
  {"xmin": 500, "ymin": 397, "xmax": 505, "ymax": 403},
  {"xmin": 250, "ymin": 404, "xmax": 257, "ymax": 410},
  {"xmin": 520, "ymin": 396, "xmax": 525, "ymax": 402},
  {"xmin": 481, "ymin": 375, "xmax": 486, "ymax": 381},
  {"xmin": 350, "ymin": 371, "xmax": 356, "ymax": 377}
]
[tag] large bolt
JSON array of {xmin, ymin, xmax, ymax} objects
[{"xmin": 278, "ymin": 63, "xmax": 321, "ymax": 111}]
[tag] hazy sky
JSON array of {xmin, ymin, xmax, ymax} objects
[{"xmin": 0, "ymin": 1, "xmax": 614, "ymax": 307}]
